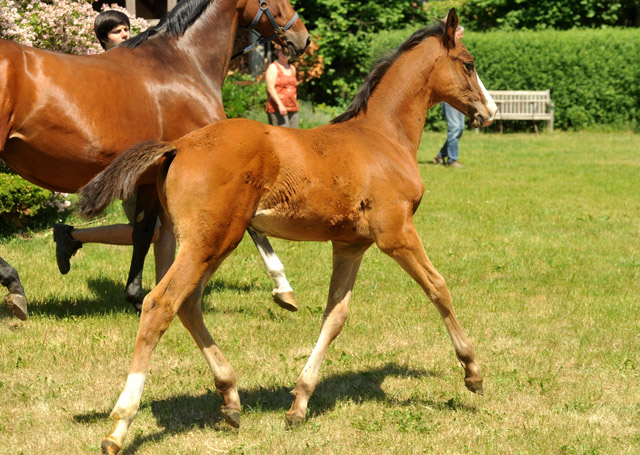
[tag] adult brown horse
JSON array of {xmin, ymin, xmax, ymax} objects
[
  {"xmin": 79, "ymin": 9, "xmax": 496, "ymax": 453},
  {"xmin": 0, "ymin": 0, "xmax": 309, "ymax": 320}
]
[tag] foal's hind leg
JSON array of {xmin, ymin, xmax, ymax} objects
[
  {"xmin": 0, "ymin": 257, "xmax": 28, "ymax": 320},
  {"xmin": 286, "ymin": 242, "xmax": 371, "ymax": 425},
  {"xmin": 247, "ymin": 228, "xmax": 297, "ymax": 311},
  {"xmin": 176, "ymin": 267, "xmax": 241, "ymax": 428},
  {"xmin": 102, "ymin": 248, "xmax": 226, "ymax": 454},
  {"xmin": 377, "ymin": 223, "xmax": 483, "ymax": 394}
]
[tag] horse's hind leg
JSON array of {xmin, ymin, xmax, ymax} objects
[
  {"xmin": 0, "ymin": 256, "xmax": 27, "ymax": 320},
  {"xmin": 286, "ymin": 242, "xmax": 371, "ymax": 425},
  {"xmin": 377, "ymin": 223, "xmax": 483, "ymax": 394},
  {"xmin": 124, "ymin": 185, "xmax": 161, "ymax": 311},
  {"xmin": 176, "ymin": 267, "xmax": 241, "ymax": 427},
  {"xmin": 103, "ymin": 186, "xmax": 251, "ymax": 453},
  {"xmin": 247, "ymin": 228, "xmax": 297, "ymax": 311},
  {"xmin": 102, "ymin": 246, "xmax": 225, "ymax": 454}
]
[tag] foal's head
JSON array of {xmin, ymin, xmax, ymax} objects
[
  {"xmin": 240, "ymin": 0, "xmax": 310, "ymax": 56},
  {"xmin": 432, "ymin": 9, "xmax": 497, "ymax": 127}
]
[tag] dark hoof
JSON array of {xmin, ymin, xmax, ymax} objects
[
  {"xmin": 53, "ymin": 223, "xmax": 82, "ymax": 275},
  {"xmin": 465, "ymin": 378, "xmax": 484, "ymax": 396},
  {"xmin": 124, "ymin": 290, "xmax": 144, "ymax": 314},
  {"xmin": 285, "ymin": 411, "xmax": 305, "ymax": 428},
  {"xmin": 131, "ymin": 300, "xmax": 143, "ymax": 314},
  {"xmin": 273, "ymin": 291, "xmax": 298, "ymax": 312},
  {"xmin": 101, "ymin": 438, "xmax": 120, "ymax": 455},
  {"xmin": 221, "ymin": 406, "xmax": 241, "ymax": 429},
  {"xmin": 5, "ymin": 293, "xmax": 28, "ymax": 321}
]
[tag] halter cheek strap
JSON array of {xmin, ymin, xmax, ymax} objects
[
  {"xmin": 249, "ymin": 1, "xmax": 299, "ymax": 36},
  {"xmin": 232, "ymin": 0, "xmax": 299, "ymax": 59}
]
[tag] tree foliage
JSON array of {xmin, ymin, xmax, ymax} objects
[
  {"xmin": 294, "ymin": 0, "xmax": 437, "ymax": 106},
  {"xmin": 295, "ymin": 0, "xmax": 639, "ymax": 106},
  {"xmin": 463, "ymin": 0, "xmax": 640, "ymax": 30}
]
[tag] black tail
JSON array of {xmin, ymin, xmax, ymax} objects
[{"xmin": 76, "ymin": 141, "xmax": 177, "ymax": 218}]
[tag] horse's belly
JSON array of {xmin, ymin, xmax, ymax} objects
[
  {"xmin": 1, "ymin": 138, "xmax": 110, "ymax": 192},
  {"xmin": 249, "ymin": 208, "xmax": 372, "ymax": 243}
]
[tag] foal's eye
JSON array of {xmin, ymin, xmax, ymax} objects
[{"xmin": 464, "ymin": 62, "xmax": 475, "ymax": 72}]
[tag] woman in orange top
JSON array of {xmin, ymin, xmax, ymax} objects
[{"xmin": 265, "ymin": 46, "xmax": 299, "ymax": 128}]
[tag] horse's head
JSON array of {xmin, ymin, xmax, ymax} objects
[
  {"xmin": 433, "ymin": 9, "xmax": 497, "ymax": 128},
  {"xmin": 240, "ymin": 0, "xmax": 310, "ymax": 57}
]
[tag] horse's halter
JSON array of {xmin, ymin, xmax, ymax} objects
[{"xmin": 232, "ymin": 0, "xmax": 299, "ymax": 59}]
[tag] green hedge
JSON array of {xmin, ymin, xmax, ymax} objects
[
  {"xmin": 0, "ymin": 168, "xmax": 71, "ymax": 235},
  {"xmin": 368, "ymin": 27, "xmax": 640, "ymax": 131},
  {"xmin": 222, "ymin": 72, "xmax": 267, "ymax": 119}
]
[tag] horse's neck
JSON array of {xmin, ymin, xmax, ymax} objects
[
  {"xmin": 175, "ymin": 0, "xmax": 239, "ymax": 86},
  {"xmin": 358, "ymin": 45, "xmax": 441, "ymax": 155}
]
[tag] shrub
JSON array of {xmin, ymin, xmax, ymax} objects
[
  {"xmin": 298, "ymin": 101, "xmax": 343, "ymax": 129},
  {"xmin": 296, "ymin": 0, "xmax": 638, "ymax": 113},
  {"xmin": 0, "ymin": 165, "xmax": 71, "ymax": 234},
  {"xmin": 463, "ymin": 0, "xmax": 639, "ymax": 30},
  {"xmin": 295, "ymin": 0, "xmax": 433, "ymax": 106},
  {"xmin": 222, "ymin": 72, "xmax": 267, "ymax": 119},
  {"xmin": 465, "ymin": 28, "xmax": 640, "ymax": 131}
]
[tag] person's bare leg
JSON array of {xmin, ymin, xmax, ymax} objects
[
  {"xmin": 54, "ymin": 223, "xmax": 159, "ymax": 276},
  {"xmin": 70, "ymin": 224, "xmax": 135, "ymax": 245}
]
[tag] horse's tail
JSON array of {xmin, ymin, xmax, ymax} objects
[{"xmin": 76, "ymin": 141, "xmax": 177, "ymax": 218}]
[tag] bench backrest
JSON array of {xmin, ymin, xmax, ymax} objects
[{"xmin": 489, "ymin": 90, "xmax": 551, "ymax": 115}]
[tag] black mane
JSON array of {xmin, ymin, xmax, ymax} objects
[
  {"xmin": 331, "ymin": 21, "xmax": 446, "ymax": 124},
  {"xmin": 122, "ymin": 0, "xmax": 213, "ymax": 49}
]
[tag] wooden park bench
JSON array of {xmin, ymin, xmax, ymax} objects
[{"xmin": 488, "ymin": 90, "xmax": 555, "ymax": 133}]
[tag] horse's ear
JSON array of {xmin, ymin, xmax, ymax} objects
[{"xmin": 443, "ymin": 8, "xmax": 459, "ymax": 50}]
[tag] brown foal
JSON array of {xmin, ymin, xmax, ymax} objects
[{"xmin": 79, "ymin": 9, "xmax": 496, "ymax": 453}]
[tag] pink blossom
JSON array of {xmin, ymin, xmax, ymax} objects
[{"xmin": 0, "ymin": 1, "xmax": 149, "ymax": 55}]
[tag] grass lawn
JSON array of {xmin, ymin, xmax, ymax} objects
[{"xmin": 1, "ymin": 131, "xmax": 639, "ymax": 455}]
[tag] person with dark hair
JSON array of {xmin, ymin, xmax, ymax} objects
[
  {"xmin": 265, "ymin": 46, "xmax": 299, "ymax": 128},
  {"xmin": 53, "ymin": 11, "xmax": 166, "ymax": 277},
  {"xmin": 94, "ymin": 10, "xmax": 130, "ymax": 50}
]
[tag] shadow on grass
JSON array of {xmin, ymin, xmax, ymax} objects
[
  {"xmin": 13, "ymin": 276, "xmax": 267, "ymax": 320},
  {"xmin": 10, "ymin": 277, "xmax": 131, "ymax": 319},
  {"xmin": 204, "ymin": 278, "xmax": 262, "ymax": 297},
  {"xmin": 75, "ymin": 362, "xmax": 476, "ymax": 453}
]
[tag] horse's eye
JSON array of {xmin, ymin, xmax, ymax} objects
[{"xmin": 464, "ymin": 62, "xmax": 475, "ymax": 72}]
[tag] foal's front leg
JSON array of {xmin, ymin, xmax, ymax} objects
[
  {"xmin": 377, "ymin": 222, "xmax": 483, "ymax": 394},
  {"xmin": 286, "ymin": 242, "xmax": 370, "ymax": 425}
]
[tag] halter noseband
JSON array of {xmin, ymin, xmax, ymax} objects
[{"xmin": 232, "ymin": 0, "xmax": 299, "ymax": 59}]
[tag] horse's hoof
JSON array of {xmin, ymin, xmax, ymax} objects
[
  {"xmin": 285, "ymin": 411, "xmax": 305, "ymax": 428},
  {"xmin": 465, "ymin": 378, "xmax": 484, "ymax": 396},
  {"xmin": 273, "ymin": 291, "xmax": 298, "ymax": 312},
  {"xmin": 131, "ymin": 301, "xmax": 142, "ymax": 314},
  {"xmin": 221, "ymin": 406, "xmax": 241, "ymax": 429},
  {"xmin": 101, "ymin": 438, "xmax": 121, "ymax": 455},
  {"xmin": 5, "ymin": 293, "xmax": 28, "ymax": 321},
  {"xmin": 124, "ymin": 291, "xmax": 144, "ymax": 314}
]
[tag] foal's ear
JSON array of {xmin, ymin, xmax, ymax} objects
[{"xmin": 443, "ymin": 8, "xmax": 459, "ymax": 50}]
